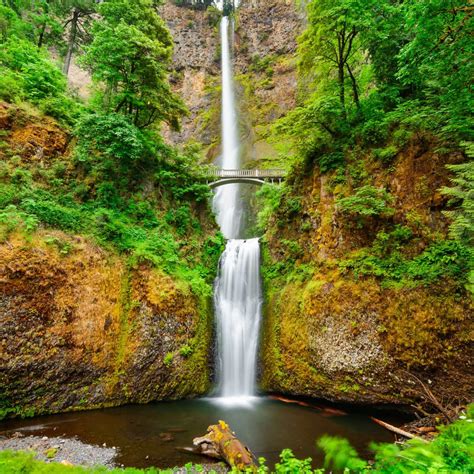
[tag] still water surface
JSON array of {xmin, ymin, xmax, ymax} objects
[{"xmin": 0, "ymin": 397, "xmax": 393, "ymax": 469}]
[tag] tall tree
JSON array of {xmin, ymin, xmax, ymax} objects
[
  {"xmin": 299, "ymin": 0, "xmax": 372, "ymax": 117},
  {"xmin": 59, "ymin": 0, "xmax": 96, "ymax": 75},
  {"xmin": 397, "ymin": 0, "xmax": 474, "ymax": 140},
  {"xmin": 82, "ymin": 0, "xmax": 186, "ymax": 129}
]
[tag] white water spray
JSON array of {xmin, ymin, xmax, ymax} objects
[
  {"xmin": 214, "ymin": 238, "xmax": 262, "ymax": 398},
  {"xmin": 212, "ymin": 15, "xmax": 262, "ymax": 400},
  {"xmin": 213, "ymin": 16, "xmax": 242, "ymax": 240}
]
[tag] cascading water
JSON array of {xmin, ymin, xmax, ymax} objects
[
  {"xmin": 213, "ymin": 15, "xmax": 242, "ymax": 239},
  {"xmin": 212, "ymin": 15, "xmax": 262, "ymax": 400},
  {"xmin": 214, "ymin": 239, "xmax": 262, "ymax": 397}
]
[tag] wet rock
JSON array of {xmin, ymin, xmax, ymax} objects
[{"xmin": 0, "ymin": 232, "xmax": 212, "ymax": 418}]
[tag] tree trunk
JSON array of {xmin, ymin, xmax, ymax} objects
[
  {"xmin": 338, "ymin": 62, "xmax": 346, "ymax": 118},
  {"xmin": 371, "ymin": 417, "xmax": 428, "ymax": 443},
  {"xmin": 193, "ymin": 421, "xmax": 256, "ymax": 470},
  {"xmin": 346, "ymin": 63, "xmax": 360, "ymax": 108},
  {"xmin": 37, "ymin": 22, "xmax": 46, "ymax": 48},
  {"xmin": 63, "ymin": 9, "xmax": 80, "ymax": 76}
]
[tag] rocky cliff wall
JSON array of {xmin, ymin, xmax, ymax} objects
[
  {"xmin": 260, "ymin": 139, "xmax": 474, "ymax": 408},
  {"xmin": 0, "ymin": 231, "xmax": 212, "ymax": 418},
  {"xmin": 0, "ymin": 100, "xmax": 216, "ymax": 419},
  {"xmin": 161, "ymin": 0, "xmax": 303, "ymax": 165}
]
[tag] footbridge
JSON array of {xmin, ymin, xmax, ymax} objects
[{"xmin": 205, "ymin": 168, "xmax": 286, "ymax": 188}]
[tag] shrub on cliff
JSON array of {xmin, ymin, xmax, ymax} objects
[{"xmin": 336, "ymin": 185, "xmax": 395, "ymax": 226}]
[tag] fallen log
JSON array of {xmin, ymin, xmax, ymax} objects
[
  {"xmin": 371, "ymin": 417, "xmax": 428, "ymax": 443},
  {"xmin": 415, "ymin": 426, "xmax": 437, "ymax": 434},
  {"xmin": 193, "ymin": 420, "xmax": 256, "ymax": 470},
  {"xmin": 269, "ymin": 395, "xmax": 346, "ymax": 415}
]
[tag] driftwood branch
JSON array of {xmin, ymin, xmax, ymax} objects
[
  {"xmin": 193, "ymin": 420, "xmax": 256, "ymax": 470},
  {"xmin": 371, "ymin": 417, "xmax": 428, "ymax": 443},
  {"xmin": 402, "ymin": 371, "xmax": 455, "ymax": 423}
]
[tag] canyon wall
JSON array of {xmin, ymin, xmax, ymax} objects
[
  {"xmin": 259, "ymin": 140, "xmax": 474, "ymax": 407},
  {"xmin": 0, "ymin": 100, "xmax": 215, "ymax": 418},
  {"xmin": 1, "ymin": 231, "xmax": 211, "ymax": 417}
]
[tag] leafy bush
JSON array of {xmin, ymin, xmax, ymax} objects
[
  {"xmin": 21, "ymin": 198, "xmax": 85, "ymax": 232},
  {"xmin": 179, "ymin": 345, "xmax": 193, "ymax": 358},
  {"xmin": 256, "ymin": 184, "xmax": 284, "ymax": 232},
  {"xmin": 442, "ymin": 143, "xmax": 474, "ymax": 248},
  {"xmin": 0, "ymin": 67, "xmax": 23, "ymax": 102},
  {"xmin": 0, "ymin": 39, "xmax": 66, "ymax": 101},
  {"xmin": 163, "ymin": 353, "xmax": 173, "ymax": 367},
  {"xmin": 373, "ymin": 145, "xmax": 398, "ymax": 163},
  {"xmin": 0, "ymin": 205, "xmax": 38, "ymax": 241},
  {"xmin": 340, "ymin": 238, "xmax": 471, "ymax": 289},
  {"xmin": 337, "ymin": 185, "xmax": 394, "ymax": 224},
  {"xmin": 358, "ymin": 119, "xmax": 389, "ymax": 146},
  {"xmin": 39, "ymin": 95, "xmax": 83, "ymax": 127}
]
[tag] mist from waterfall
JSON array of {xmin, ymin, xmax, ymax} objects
[{"xmin": 212, "ymin": 15, "xmax": 262, "ymax": 401}]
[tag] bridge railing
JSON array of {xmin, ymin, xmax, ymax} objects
[{"xmin": 204, "ymin": 168, "xmax": 286, "ymax": 179}]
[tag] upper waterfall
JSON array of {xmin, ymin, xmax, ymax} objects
[{"xmin": 212, "ymin": 16, "xmax": 243, "ymax": 240}]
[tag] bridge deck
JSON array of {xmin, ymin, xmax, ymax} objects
[{"xmin": 204, "ymin": 168, "xmax": 286, "ymax": 179}]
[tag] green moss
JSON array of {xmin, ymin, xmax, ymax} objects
[
  {"xmin": 163, "ymin": 353, "xmax": 174, "ymax": 367},
  {"xmin": 44, "ymin": 448, "xmax": 58, "ymax": 459}
]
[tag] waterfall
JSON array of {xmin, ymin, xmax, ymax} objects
[
  {"xmin": 214, "ymin": 239, "xmax": 262, "ymax": 397},
  {"xmin": 212, "ymin": 15, "xmax": 242, "ymax": 240},
  {"xmin": 212, "ymin": 15, "xmax": 262, "ymax": 400}
]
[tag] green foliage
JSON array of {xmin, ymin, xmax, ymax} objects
[
  {"xmin": 337, "ymin": 185, "xmax": 394, "ymax": 223},
  {"xmin": 256, "ymin": 183, "xmax": 284, "ymax": 232},
  {"xmin": 397, "ymin": 0, "xmax": 474, "ymax": 141},
  {"xmin": 0, "ymin": 37, "xmax": 63, "ymax": 96},
  {"xmin": 442, "ymin": 143, "xmax": 474, "ymax": 248},
  {"xmin": 0, "ymin": 36, "xmax": 82, "ymax": 125},
  {"xmin": 373, "ymin": 145, "xmax": 398, "ymax": 164},
  {"xmin": 274, "ymin": 0, "xmax": 473, "ymax": 175},
  {"xmin": 0, "ymin": 449, "xmax": 174, "ymax": 473},
  {"xmin": 163, "ymin": 352, "xmax": 173, "ymax": 367},
  {"xmin": 341, "ymin": 238, "xmax": 471, "ymax": 289},
  {"xmin": 317, "ymin": 436, "xmax": 367, "ymax": 472},
  {"xmin": 179, "ymin": 344, "xmax": 193, "ymax": 358},
  {"xmin": 273, "ymin": 448, "xmax": 315, "ymax": 474},
  {"xmin": 74, "ymin": 112, "xmax": 159, "ymax": 181},
  {"xmin": 82, "ymin": 0, "xmax": 186, "ymax": 129}
]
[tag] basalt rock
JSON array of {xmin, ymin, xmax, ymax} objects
[
  {"xmin": 260, "ymin": 140, "xmax": 474, "ymax": 408},
  {"xmin": 0, "ymin": 231, "xmax": 212, "ymax": 418}
]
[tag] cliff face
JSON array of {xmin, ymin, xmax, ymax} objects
[
  {"xmin": 260, "ymin": 139, "xmax": 474, "ymax": 407},
  {"xmin": 160, "ymin": 2, "xmax": 220, "ymax": 149},
  {"xmin": 0, "ymin": 100, "xmax": 216, "ymax": 418},
  {"xmin": 234, "ymin": 0, "xmax": 302, "ymax": 166},
  {"xmin": 0, "ymin": 231, "xmax": 211, "ymax": 417},
  {"xmin": 161, "ymin": 0, "xmax": 302, "ymax": 164}
]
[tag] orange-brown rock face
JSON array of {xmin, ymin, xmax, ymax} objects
[
  {"xmin": 0, "ymin": 102, "xmax": 69, "ymax": 163},
  {"xmin": 0, "ymin": 232, "xmax": 212, "ymax": 417},
  {"xmin": 260, "ymin": 141, "xmax": 474, "ymax": 407}
]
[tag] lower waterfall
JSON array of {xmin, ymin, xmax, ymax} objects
[{"xmin": 214, "ymin": 238, "xmax": 262, "ymax": 398}]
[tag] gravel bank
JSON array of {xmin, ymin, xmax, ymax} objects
[{"xmin": 0, "ymin": 432, "xmax": 117, "ymax": 467}]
